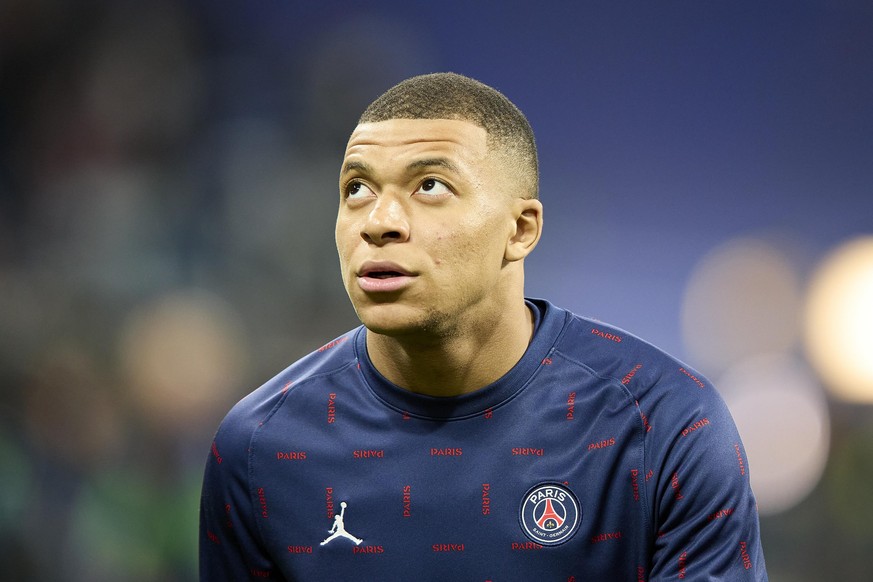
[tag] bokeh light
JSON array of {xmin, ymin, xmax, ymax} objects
[
  {"xmin": 682, "ymin": 237, "xmax": 803, "ymax": 374},
  {"xmin": 804, "ymin": 237, "xmax": 873, "ymax": 403},
  {"xmin": 718, "ymin": 354, "xmax": 830, "ymax": 515},
  {"xmin": 119, "ymin": 289, "xmax": 248, "ymax": 435}
]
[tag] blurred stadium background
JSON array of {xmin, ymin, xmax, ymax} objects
[{"xmin": 1, "ymin": 1, "xmax": 871, "ymax": 580}]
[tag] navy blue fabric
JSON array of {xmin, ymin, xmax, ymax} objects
[{"xmin": 200, "ymin": 299, "xmax": 767, "ymax": 580}]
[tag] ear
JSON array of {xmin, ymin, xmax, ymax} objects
[{"xmin": 505, "ymin": 198, "xmax": 543, "ymax": 262}]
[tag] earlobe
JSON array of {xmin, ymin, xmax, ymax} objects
[{"xmin": 505, "ymin": 199, "xmax": 543, "ymax": 262}]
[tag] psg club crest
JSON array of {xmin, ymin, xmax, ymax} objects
[{"xmin": 519, "ymin": 483, "xmax": 581, "ymax": 546}]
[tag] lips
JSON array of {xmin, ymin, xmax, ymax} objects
[{"xmin": 356, "ymin": 261, "xmax": 416, "ymax": 293}]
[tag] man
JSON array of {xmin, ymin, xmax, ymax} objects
[{"xmin": 200, "ymin": 72, "xmax": 768, "ymax": 580}]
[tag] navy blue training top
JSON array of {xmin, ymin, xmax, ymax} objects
[{"xmin": 200, "ymin": 299, "xmax": 768, "ymax": 581}]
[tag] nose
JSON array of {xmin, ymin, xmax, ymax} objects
[{"xmin": 361, "ymin": 197, "xmax": 410, "ymax": 245}]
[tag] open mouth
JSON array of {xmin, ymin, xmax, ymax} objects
[
  {"xmin": 367, "ymin": 271, "xmax": 404, "ymax": 279},
  {"xmin": 356, "ymin": 263, "xmax": 415, "ymax": 292}
]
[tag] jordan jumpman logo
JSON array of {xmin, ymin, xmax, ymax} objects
[{"xmin": 320, "ymin": 502, "xmax": 363, "ymax": 546}]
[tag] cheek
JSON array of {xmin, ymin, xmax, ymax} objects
[
  {"xmin": 335, "ymin": 219, "xmax": 356, "ymax": 258},
  {"xmin": 431, "ymin": 222, "xmax": 498, "ymax": 270},
  {"xmin": 335, "ymin": 237, "xmax": 358, "ymax": 284},
  {"xmin": 461, "ymin": 211, "xmax": 509, "ymax": 253},
  {"xmin": 432, "ymin": 231, "xmax": 450, "ymax": 265}
]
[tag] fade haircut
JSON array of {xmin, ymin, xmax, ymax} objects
[{"xmin": 358, "ymin": 72, "xmax": 539, "ymax": 199}]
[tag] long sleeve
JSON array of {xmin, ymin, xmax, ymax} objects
[
  {"xmin": 644, "ymin": 374, "xmax": 767, "ymax": 581},
  {"xmin": 199, "ymin": 419, "xmax": 281, "ymax": 581}
]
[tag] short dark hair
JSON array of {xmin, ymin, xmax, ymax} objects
[{"xmin": 358, "ymin": 72, "xmax": 539, "ymax": 199}]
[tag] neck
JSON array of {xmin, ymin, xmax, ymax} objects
[{"xmin": 366, "ymin": 299, "xmax": 535, "ymax": 397}]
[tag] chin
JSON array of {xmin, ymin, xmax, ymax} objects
[{"xmin": 353, "ymin": 301, "xmax": 441, "ymax": 338}]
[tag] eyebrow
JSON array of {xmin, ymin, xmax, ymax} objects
[
  {"xmin": 340, "ymin": 157, "xmax": 463, "ymax": 178},
  {"xmin": 341, "ymin": 160, "xmax": 373, "ymax": 176},
  {"xmin": 405, "ymin": 157, "xmax": 462, "ymax": 175}
]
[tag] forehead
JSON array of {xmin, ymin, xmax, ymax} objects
[{"xmin": 342, "ymin": 119, "xmax": 489, "ymax": 168}]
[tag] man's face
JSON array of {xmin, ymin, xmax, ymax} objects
[{"xmin": 335, "ymin": 118, "xmax": 522, "ymax": 338}]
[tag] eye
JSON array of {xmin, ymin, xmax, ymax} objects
[
  {"xmin": 414, "ymin": 178, "xmax": 452, "ymax": 197},
  {"xmin": 345, "ymin": 181, "xmax": 375, "ymax": 200}
]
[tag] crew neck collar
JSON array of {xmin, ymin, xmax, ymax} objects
[{"xmin": 355, "ymin": 298, "xmax": 566, "ymax": 420}]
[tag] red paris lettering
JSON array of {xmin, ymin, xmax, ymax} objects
[
  {"xmin": 318, "ymin": 337, "xmax": 348, "ymax": 352},
  {"xmin": 211, "ymin": 441, "xmax": 223, "ymax": 464},
  {"xmin": 734, "ymin": 443, "xmax": 746, "ymax": 476},
  {"xmin": 353, "ymin": 449, "xmax": 385, "ymax": 459},
  {"xmin": 590, "ymin": 531, "xmax": 622, "ymax": 543},
  {"xmin": 622, "ymin": 363, "xmax": 643, "ymax": 385},
  {"xmin": 739, "ymin": 541, "xmax": 752, "ymax": 569},
  {"xmin": 680, "ymin": 418, "xmax": 710, "ymax": 437},
  {"xmin": 327, "ymin": 393, "xmax": 336, "ymax": 424},
  {"xmin": 679, "ymin": 367, "xmax": 705, "ymax": 388},
  {"xmin": 430, "ymin": 447, "xmax": 463, "ymax": 457},
  {"xmin": 403, "ymin": 485, "xmax": 412, "ymax": 518},
  {"xmin": 257, "ymin": 487, "xmax": 268, "ymax": 519},
  {"xmin": 510, "ymin": 541, "xmax": 543, "ymax": 551},
  {"xmin": 671, "ymin": 472, "xmax": 684, "ymax": 501},
  {"xmin": 587, "ymin": 437, "xmax": 616, "ymax": 451},
  {"xmin": 591, "ymin": 328, "xmax": 622, "ymax": 343}
]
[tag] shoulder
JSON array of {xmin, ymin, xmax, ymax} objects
[
  {"xmin": 212, "ymin": 328, "xmax": 362, "ymax": 452},
  {"xmin": 549, "ymin": 307, "xmax": 748, "ymax": 491},
  {"xmin": 549, "ymin": 307, "xmax": 704, "ymax": 395},
  {"xmin": 545, "ymin": 304, "xmax": 730, "ymax": 435}
]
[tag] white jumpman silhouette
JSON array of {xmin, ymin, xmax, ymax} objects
[{"xmin": 320, "ymin": 502, "xmax": 363, "ymax": 546}]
